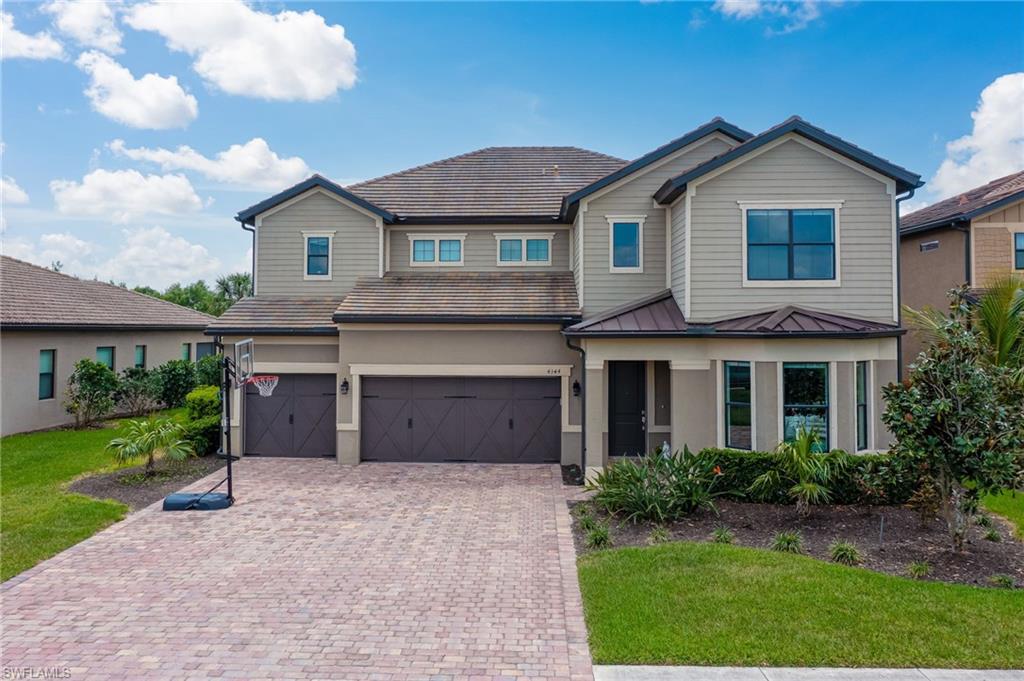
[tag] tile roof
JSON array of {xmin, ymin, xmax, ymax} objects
[
  {"xmin": 900, "ymin": 170, "xmax": 1024, "ymax": 234},
  {"xmin": 0, "ymin": 256, "xmax": 214, "ymax": 330},
  {"xmin": 334, "ymin": 272, "xmax": 581, "ymax": 322},
  {"xmin": 345, "ymin": 147, "xmax": 626, "ymax": 219},
  {"xmin": 206, "ymin": 297, "xmax": 343, "ymax": 335},
  {"xmin": 565, "ymin": 291, "xmax": 901, "ymax": 338}
]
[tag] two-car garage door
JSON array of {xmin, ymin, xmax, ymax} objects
[{"xmin": 360, "ymin": 377, "xmax": 561, "ymax": 463}]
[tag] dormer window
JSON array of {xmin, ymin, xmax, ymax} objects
[
  {"xmin": 740, "ymin": 202, "xmax": 842, "ymax": 287},
  {"xmin": 303, "ymin": 230, "xmax": 335, "ymax": 280},
  {"xmin": 408, "ymin": 233, "xmax": 466, "ymax": 267},
  {"xmin": 494, "ymin": 233, "xmax": 553, "ymax": 266},
  {"xmin": 606, "ymin": 216, "xmax": 645, "ymax": 273}
]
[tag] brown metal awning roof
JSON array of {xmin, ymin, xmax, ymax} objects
[
  {"xmin": 565, "ymin": 291, "xmax": 902, "ymax": 339},
  {"xmin": 334, "ymin": 272, "xmax": 581, "ymax": 323}
]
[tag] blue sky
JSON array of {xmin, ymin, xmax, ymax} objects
[{"xmin": 2, "ymin": 1, "xmax": 1022, "ymax": 287}]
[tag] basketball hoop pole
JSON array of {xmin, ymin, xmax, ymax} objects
[{"xmin": 219, "ymin": 337, "xmax": 234, "ymax": 501}]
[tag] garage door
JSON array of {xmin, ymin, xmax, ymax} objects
[
  {"xmin": 361, "ymin": 377, "xmax": 560, "ymax": 463},
  {"xmin": 244, "ymin": 374, "xmax": 336, "ymax": 458}
]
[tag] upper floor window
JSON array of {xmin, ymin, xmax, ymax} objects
[
  {"xmin": 1015, "ymin": 233, "xmax": 1024, "ymax": 270},
  {"xmin": 96, "ymin": 346, "xmax": 115, "ymax": 370},
  {"xmin": 495, "ymin": 233, "xmax": 553, "ymax": 266},
  {"xmin": 606, "ymin": 216, "xmax": 645, "ymax": 273},
  {"xmin": 742, "ymin": 204, "xmax": 841, "ymax": 286},
  {"xmin": 408, "ymin": 233, "xmax": 466, "ymax": 267},
  {"xmin": 134, "ymin": 345, "xmax": 146, "ymax": 369},
  {"xmin": 303, "ymin": 230, "xmax": 335, "ymax": 280},
  {"xmin": 39, "ymin": 349, "xmax": 55, "ymax": 400}
]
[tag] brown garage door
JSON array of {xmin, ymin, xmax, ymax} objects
[
  {"xmin": 360, "ymin": 377, "xmax": 560, "ymax": 463},
  {"xmin": 244, "ymin": 374, "xmax": 336, "ymax": 458}
]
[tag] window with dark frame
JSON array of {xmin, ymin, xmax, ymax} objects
[
  {"xmin": 196, "ymin": 342, "xmax": 215, "ymax": 360},
  {"xmin": 39, "ymin": 349, "xmax": 55, "ymax": 400},
  {"xmin": 181, "ymin": 343, "xmax": 191, "ymax": 361},
  {"xmin": 747, "ymin": 209, "xmax": 835, "ymax": 281},
  {"xmin": 856, "ymin": 361, "xmax": 869, "ymax": 451},
  {"xmin": 306, "ymin": 236, "xmax": 330, "ymax": 276},
  {"xmin": 919, "ymin": 240, "xmax": 939, "ymax": 253},
  {"xmin": 96, "ymin": 346, "xmax": 115, "ymax": 370},
  {"xmin": 782, "ymin": 362, "xmax": 829, "ymax": 451},
  {"xmin": 724, "ymin": 361, "xmax": 752, "ymax": 450},
  {"xmin": 1015, "ymin": 233, "xmax": 1024, "ymax": 270},
  {"xmin": 134, "ymin": 345, "xmax": 146, "ymax": 368}
]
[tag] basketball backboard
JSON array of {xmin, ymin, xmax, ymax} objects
[{"xmin": 233, "ymin": 338, "xmax": 255, "ymax": 383}]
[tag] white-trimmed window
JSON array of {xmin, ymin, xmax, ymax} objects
[
  {"xmin": 739, "ymin": 202, "xmax": 843, "ymax": 287},
  {"xmin": 494, "ymin": 233, "xmax": 554, "ymax": 266},
  {"xmin": 303, "ymin": 230, "xmax": 335, "ymax": 280},
  {"xmin": 408, "ymin": 233, "xmax": 466, "ymax": 267},
  {"xmin": 606, "ymin": 215, "xmax": 645, "ymax": 273},
  {"xmin": 855, "ymin": 360, "xmax": 870, "ymax": 451},
  {"xmin": 723, "ymin": 361, "xmax": 752, "ymax": 450}
]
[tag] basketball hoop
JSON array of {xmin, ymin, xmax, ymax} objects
[{"xmin": 247, "ymin": 375, "xmax": 279, "ymax": 397}]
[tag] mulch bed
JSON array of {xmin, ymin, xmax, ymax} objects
[
  {"xmin": 68, "ymin": 456, "xmax": 224, "ymax": 511},
  {"xmin": 571, "ymin": 499, "xmax": 1024, "ymax": 588}
]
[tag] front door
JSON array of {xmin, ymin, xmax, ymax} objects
[{"xmin": 609, "ymin": 361, "xmax": 646, "ymax": 457}]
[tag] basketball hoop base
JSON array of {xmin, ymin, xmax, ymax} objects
[{"xmin": 163, "ymin": 491, "xmax": 233, "ymax": 511}]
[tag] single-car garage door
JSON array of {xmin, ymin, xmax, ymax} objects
[
  {"xmin": 245, "ymin": 374, "xmax": 336, "ymax": 458},
  {"xmin": 361, "ymin": 377, "xmax": 560, "ymax": 463}
]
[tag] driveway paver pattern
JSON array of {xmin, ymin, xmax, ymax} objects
[{"xmin": 2, "ymin": 460, "xmax": 592, "ymax": 681}]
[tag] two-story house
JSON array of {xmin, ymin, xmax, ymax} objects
[
  {"xmin": 900, "ymin": 170, "xmax": 1024, "ymax": 366},
  {"xmin": 207, "ymin": 116, "xmax": 922, "ymax": 473}
]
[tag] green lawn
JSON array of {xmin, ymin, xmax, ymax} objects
[
  {"xmin": 984, "ymin": 490, "xmax": 1024, "ymax": 538},
  {"xmin": 578, "ymin": 542, "xmax": 1024, "ymax": 668},
  {"xmin": 1, "ymin": 410, "xmax": 184, "ymax": 581}
]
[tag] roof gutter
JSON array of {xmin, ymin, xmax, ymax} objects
[
  {"xmin": 203, "ymin": 327, "xmax": 339, "ymax": 337},
  {"xmin": 332, "ymin": 313, "xmax": 582, "ymax": 324}
]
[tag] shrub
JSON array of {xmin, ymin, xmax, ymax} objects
[
  {"xmin": 907, "ymin": 561, "xmax": 931, "ymax": 579},
  {"xmin": 586, "ymin": 524, "xmax": 611, "ymax": 549},
  {"xmin": 195, "ymin": 354, "xmax": 222, "ymax": 387},
  {"xmin": 989, "ymin": 574, "xmax": 1015, "ymax": 589},
  {"xmin": 155, "ymin": 360, "xmax": 197, "ymax": 408},
  {"xmin": 828, "ymin": 540, "xmax": 862, "ymax": 566},
  {"xmin": 750, "ymin": 428, "xmax": 851, "ymax": 518},
  {"xmin": 976, "ymin": 514, "xmax": 993, "ymax": 528},
  {"xmin": 712, "ymin": 526, "xmax": 734, "ymax": 544},
  {"xmin": 983, "ymin": 528, "xmax": 1002, "ymax": 542},
  {"xmin": 115, "ymin": 367, "xmax": 162, "ymax": 416},
  {"xmin": 63, "ymin": 359, "xmax": 118, "ymax": 427},
  {"xmin": 648, "ymin": 526, "xmax": 670, "ymax": 544},
  {"xmin": 185, "ymin": 385, "xmax": 221, "ymax": 420},
  {"xmin": 771, "ymin": 531, "xmax": 803, "ymax": 554},
  {"xmin": 183, "ymin": 414, "xmax": 221, "ymax": 456},
  {"xmin": 906, "ymin": 477, "xmax": 941, "ymax": 526},
  {"xmin": 106, "ymin": 417, "xmax": 194, "ymax": 474},
  {"xmin": 587, "ymin": 446, "xmax": 726, "ymax": 523}
]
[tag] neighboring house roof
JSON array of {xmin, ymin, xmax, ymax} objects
[
  {"xmin": 564, "ymin": 290, "xmax": 901, "ymax": 338},
  {"xmin": 346, "ymin": 147, "xmax": 626, "ymax": 222},
  {"xmin": 205, "ymin": 297, "xmax": 342, "ymax": 336},
  {"xmin": 560, "ymin": 117, "xmax": 753, "ymax": 222},
  {"xmin": 653, "ymin": 116, "xmax": 924, "ymax": 205},
  {"xmin": 0, "ymin": 255, "xmax": 214, "ymax": 331},
  {"xmin": 900, "ymin": 170, "xmax": 1024, "ymax": 235},
  {"xmin": 334, "ymin": 272, "xmax": 581, "ymax": 323},
  {"xmin": 236, "ymin": 174, "xmax": 398, "ymax": 226}
]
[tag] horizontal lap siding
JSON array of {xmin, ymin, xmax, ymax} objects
[
  {"xmin": 258, "ymin": 192, "xmax": 378, "ymax": 296},
  {"xmin": 670, "ymin": 198, "xmax": 687, "ymax": 310},
  {"xmin": 389, "ymin": 228, "xmax": 570, "ymax": 272},
  {"xmin": 583, "ymin": 137, "xmax": 735, "ymax": 316},
  {"xmin": 689, "ymin": 139, "xmax": 896, "ymax": 323}
]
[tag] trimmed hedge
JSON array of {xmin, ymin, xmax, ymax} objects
[
  {"xmin": 184, "ymin": 414, "xmax": 221, "ymax": 456},
  {"xmin": 700, "ymin": 448, "xmax": 918, "ymax": 506},
  {"xmin": 185, "ymin": 385, "xmax": 221, "ymax": 421}
]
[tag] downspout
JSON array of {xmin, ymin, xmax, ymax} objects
[
  {"xmin": 954, "ymin": 221, "xmax": 972, "ymax": 286},
  {"xmin": 240, "ymin": 220, "xmax": 256, "ymax": 296},
  {"xmin": 565, "ymin": 335, "xmax": 586, "ymax": 483},
  {"xmin": 894, "ymin": 187, "xmax": 917, "ymax": 381}
]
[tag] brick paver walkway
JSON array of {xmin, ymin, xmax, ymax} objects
[{"xmin": 2, "ymin": 460, "xmax": 592, "ymax": 681}]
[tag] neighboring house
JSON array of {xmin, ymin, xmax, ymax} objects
[
  {"xmin": 900, "ymin": 170, "xmax": 1024, "ymax": 366},
  {"xmin": 0, "ymin": 256, "xmax": 215, "ymax": 436},
  {"xmin": 209, "ymin": 116, "xmax": 921, "ymax": 471}
]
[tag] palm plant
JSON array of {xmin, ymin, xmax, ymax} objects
[
  {"xmin": 215, "ymin": 273, "xmax": 253, "ymax": 302},
  {"xmin": 750, "ymin": 427, "xmax": 850, "ymax": 518},
  {"xmin": 107, "ymin": 417, "xmax": 194, "ymax": 474}
]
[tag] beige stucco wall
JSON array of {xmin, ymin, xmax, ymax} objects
[
  {"xmin": 1, "ymin": 328, "xmax": 209, "ymax": 436},
  {"xmin": 686, "ymin": 136, "xmax": 898, "ymax": 324},
  {"xmin": 388, "ymin": 227, "xmax": 571, "ymax": 272},
  {"xmin": 971, "ymin": 199, "xmax": 1023, "ymax": 286}
]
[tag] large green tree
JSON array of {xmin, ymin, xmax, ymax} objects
[{"xmin": 132, "ymin": 272, "xmax": 251, "ymax": 317}]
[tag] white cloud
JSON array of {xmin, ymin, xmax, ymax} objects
[
  {"xmin": 50, "ymin": 168, "xmax": 203, "ymax": 222},
  {"xmin": 711, "ymin": 0, "xmax": 824, "ymax": 35},
  {"xmin": 1, "ymin": 231, "xmax": 96, "ymax": 272},
  {"xmin": 928, "ymin": 72, "xmax": 1024, "ymax": 200},
  {"xmin": 1, "ymin": 11, "xmax": 65, "ymax": 59},
  {"xmin": 2, "ymin": 176, "xmax": 29, "ymax": 204},
  {"xmin": 124, "ymin": 0, "xmax": 357, "ymax": 102},
  {"xmin": 42, "ymin": 1, "xmax": 122, "ymax": 53},
  {"xmin": 108, "ymin": 137, "xmax": 311, "ymax": 191},
  {"xmin": 76, "ymin": 50, "xmax": 198, "ymax": 129}
]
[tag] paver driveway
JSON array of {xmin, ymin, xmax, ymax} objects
[{"xmin": 1, "ymin": 460, "xmax": 592, "ymax": 681}]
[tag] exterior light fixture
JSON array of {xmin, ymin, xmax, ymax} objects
[
  {"xmin": 572, "ymin": 379, "xmax": 581, "ymax": 397},
  {"xmin": 340, "ymin": 378, "xmax": 350, "ymax": 395}
]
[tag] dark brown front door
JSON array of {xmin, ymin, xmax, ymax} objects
[
  {"xmin": 244, "ymin": 374, "xmax": 336, "ymax": 457},
  {"xmin": 609, "ymin": 361, "xmax": 646, "ymax": 457},
  {"xmin": 360, "ymin": 377, "xmax": 560, "ymax": 463}
]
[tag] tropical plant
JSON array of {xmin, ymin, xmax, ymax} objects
[
  {"xmin": 749, "ymin": 428, "xmax": 850, "ymax": 517},
  {"xmin": 106, "ymin": 417, "xmax": 194, "ymax": 474},
  {"xmin": 587, "ymin": 446, "xmax": 727, "ymax": 523},
  {"xmin": 215, "ymin": 272, "xmax": 252, "ymax": 302},
  {"xmin": 711, "ymin": 526, "xmax": 734, "ymax": 544},
  {"xmin": 115, "ymin": 367, "xmax": 162, "ymax": 416},
  {"xmin": 154, "ymin": 360, "xmax": 197, "ymax": 408},
  {"xmin": 884, "ymin": 286, "xmax": 1024, "ymax": 551},
  {"xmin": 63, "ymin": 359, "xmax": 119, "ymax": 427},
  {"xmin": 828, "ymin": 540, "xmax": 862, "ymax": 566},
  {"xmin": 770, "ymin": 530, "xmax": 803, "ymax": 553},
  {"xmin": 586, "ymin": 524, "xmax": 611, "ymax": 549}
]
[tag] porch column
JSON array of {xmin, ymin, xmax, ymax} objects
[
  {"xmin": 584, "ymin": 360, "xmax": 606, "ymax": 478},
  {"xmin": 669, "ymin": 360, "xmax": 717, "ymax": 453}
]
